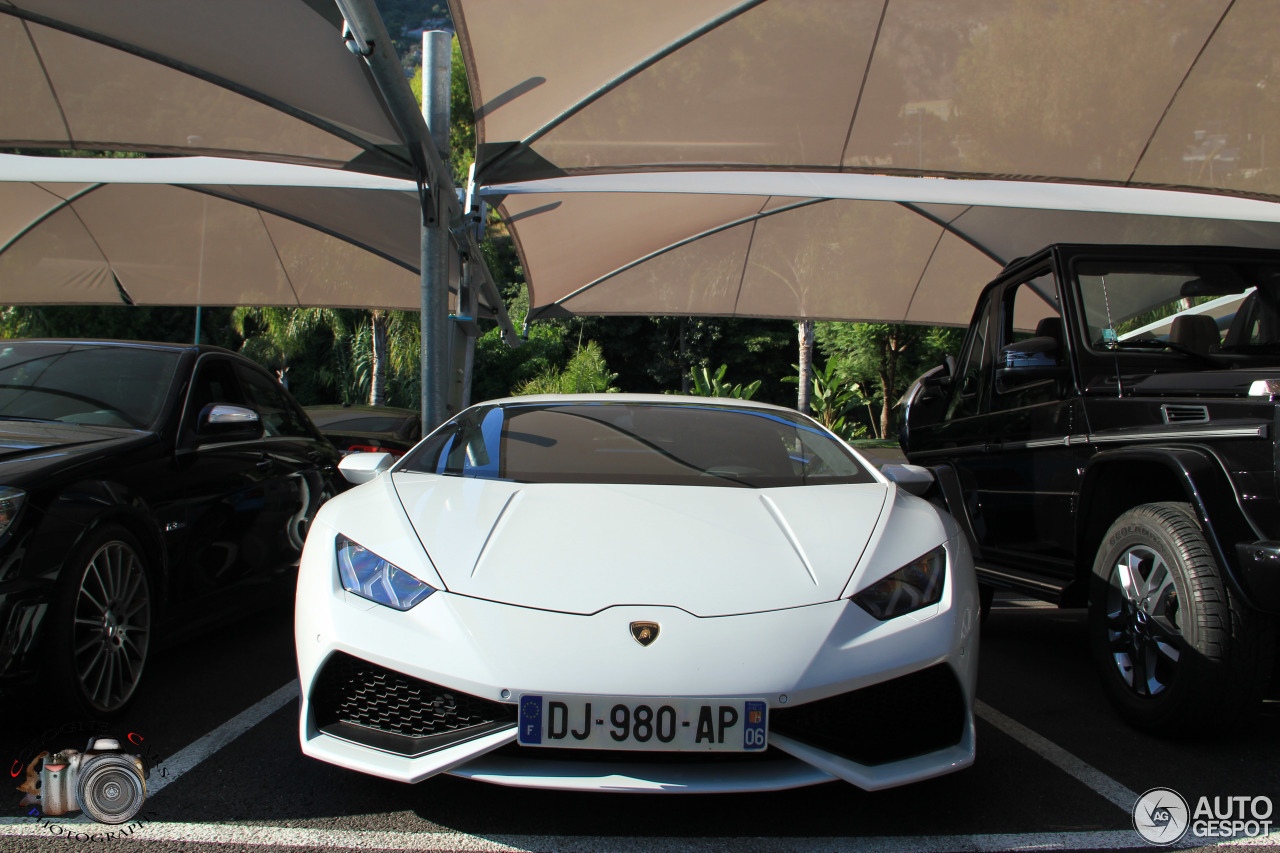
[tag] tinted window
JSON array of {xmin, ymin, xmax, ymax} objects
[
  {"xmin": 235, "ymin": 365, "xmax": 312, "ymax": 438},
  {"xmin": 0, "ymin": 343, "xmax": 179, "ymax": 429},
  {"xmin": 1076, "ymin": 258, "xmax": 1280, "ymax": 358},
  {"xmin": 992, "ymin": 273, "xmax": 1068, "ymax": 411},
  {"xmin": 947, "ymin": 293, "xmax": 996, "ymax": 420},
  {"xmin": 401, "ymin": 402, "xmax": 875, "ymax": 488}
]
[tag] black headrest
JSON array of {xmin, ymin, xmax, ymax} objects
[
  {"xmin": 1034, "ymin": 316, "xmax": 1064, "ymax": 343},
  {"xmin": 1168, "ymin": 314, "xmax": 1219, "ymax": 354}
]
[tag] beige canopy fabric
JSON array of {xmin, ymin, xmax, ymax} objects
[
  {"xmin": 485, "ymin": 173, "xmax": 1280, "ymax": 325},
  {"xmin": 0, "ymin": 154, "xmax": 491, "ymax": 312},
  {"xmin": 0, "ymin": 0, "xmax": 409, "ymax": 176},
  {"xmin": 455, "ymin": 0, "xmax": 1280, "ymax": 324}
]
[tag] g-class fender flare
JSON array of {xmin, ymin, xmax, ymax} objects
[{"xmin": 1077, "ymin": 444, "xmax": 1266, "ymax": 611}]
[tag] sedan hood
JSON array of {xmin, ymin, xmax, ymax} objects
[
  {"xmin": 0, "ymin": 421, "xmax": 146, "ymax": 477},
  {"xmin": 391, "ymin": 474, "xmax": 890, "ymax": 616}
]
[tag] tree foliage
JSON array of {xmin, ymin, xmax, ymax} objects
[
  {"xmin": 817, "ymin": 322, "xmax": 963, "ymax": 439},
  {"xmin": 689, "ymin": 364, "xmax": 760, "ymax": 400},
  {"xmin": 514, "ymin": 341, "xmax": 618, "ymax": 396}
]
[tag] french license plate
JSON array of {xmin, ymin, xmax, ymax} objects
[{"xmin": 517, "ymin": 694, "xmax": 767, "ymax": 751}]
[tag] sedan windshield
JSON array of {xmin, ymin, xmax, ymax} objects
[
  {"xmin": 399, "ymin": 401, "xmax": 876, "ymax": 488},
  {"xmin": 0, "ymin": 343, "xmax": 180, "ymax": 429}
]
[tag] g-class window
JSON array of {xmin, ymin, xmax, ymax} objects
[{"xmin": 1076, "ymin": 258, "xmax": 1280, "ymax": 358}]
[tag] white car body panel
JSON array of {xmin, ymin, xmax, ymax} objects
[
  {"xmin": 392, "ymin": 475, "xmax": 890, "ymax": 615},
  {"xmin": 296, "ymin": 394, "xmax": 981, "ymax": 793}
]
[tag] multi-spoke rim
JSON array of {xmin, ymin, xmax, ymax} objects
[
  {"xmin": 71, "ymin": 540, "xmax": 150, "ymax": 712},
  {"xmin": 1104, "ymin": 544, "xmax": 1183, "ymax": 697}
]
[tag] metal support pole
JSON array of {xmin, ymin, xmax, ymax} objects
[{"xmin": 421, "ymin": 29, "xmax": 452, "ymax": 430}]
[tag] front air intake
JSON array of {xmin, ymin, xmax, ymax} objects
[
  {"xmin": 770, "ymin": 663, "xmax": 966, "ymax": 766},
  {"xmin": 311, "ymin": 652, "xmax": 516, "ymax": 757}
]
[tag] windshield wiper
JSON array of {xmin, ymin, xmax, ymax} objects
[
  {"xmin": 1113, "ymin": 338, "xmax": 1228, "ymax": 367},
  {"xmin": 0, "ymin": 415, "xmax": 64, "ymax": 424}
]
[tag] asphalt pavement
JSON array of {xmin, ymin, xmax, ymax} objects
[{"xmin": 1, "ymin": 591, "xmax": 1275, "ymax": 852}]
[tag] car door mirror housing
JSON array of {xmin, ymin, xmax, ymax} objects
[
  {"xmin": 339, "ymin": 451, "xmax": 395, "ymax": 485},
  {"xmin": 196, "ymin": 403, "xmax": 263, "ymax": 444},
  {"xmin": 879, "ymin": 463, "xmax": 935, "ymax": 496}
]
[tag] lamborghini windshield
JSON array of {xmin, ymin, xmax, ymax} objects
[
  {"xmin": 399, "ymin": 401, "xmax": 876, "ymax": 488},
  {"xmin": 1076, "ymin": 258, "xmax": 1280, "ymax": 361}
]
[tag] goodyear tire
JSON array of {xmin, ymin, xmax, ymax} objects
[{"xmin": 1088, "ymin": 503, "xmax": 1275, "ymax": 735}]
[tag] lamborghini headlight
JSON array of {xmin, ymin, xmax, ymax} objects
[
  {"xmin": 336, "ymin": 534, "xmax": 436, "ymax": 610},
  {"xmin": 0, "ymin": 486, "xmax": 25, "ymax": 539},
  {"xmin": 853, "ymin": 545, "xmax": 946, "ymax": 621}
]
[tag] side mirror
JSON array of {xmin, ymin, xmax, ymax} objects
[
  {"xmin": 196, "ymin": 404, "xmax": 263, "ymax": 444},
  {"xmin": 339, "ymin": 451, "xmax": 394, "ymax": 485},
  {"xmin": 880, "ymin": 463, "xmax": 935, "ymax": 497}
]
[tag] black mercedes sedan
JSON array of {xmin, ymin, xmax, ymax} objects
[{"xmin": 0, "ymin": 339, "xmax": 343, "ymax": 715}]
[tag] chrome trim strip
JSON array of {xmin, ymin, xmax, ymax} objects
[
  {"xmin": 974, "ymin": 565, "xmax": 1067, "ymax": 597},
  {"xmin": 910, "ymin": 425, "xmax": 1267, "ymax": 458},
  {"xmin": 1089, "ymin": 425, "xmax": 1267, "ymax": 443}
]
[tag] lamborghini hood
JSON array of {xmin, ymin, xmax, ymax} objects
[{"xmin": 390, "ymin": 474, "xmax": 890, "ymax": 617}]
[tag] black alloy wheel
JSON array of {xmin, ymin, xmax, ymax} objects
[
  {"xmin": 1088, "ymin": 502, "xmax": 1275, "ymax": 735},
  {"xmin": 52, "ymin": 525, "xmax": 153, "ymax": 716}
]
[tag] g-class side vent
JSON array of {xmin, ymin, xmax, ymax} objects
[{"xmin": 1161, "ymin": 404, "xmax": 1209, "ymax": 424}]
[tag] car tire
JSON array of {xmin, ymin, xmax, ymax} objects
[
  {"xmin": 1088, "ymin": 502, "xmax": 1275, "ymax": 735},
  {"xmin": 978, "ymin": 583, "xmax": 995, "ymax": 623},
  {"xmin": 50, "ymin": 525, "xmax": 153, "ymax": 716}
]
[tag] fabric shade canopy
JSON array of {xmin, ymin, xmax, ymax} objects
[
  {"xmin": 0, "ymin": 3, "xmax": 514, "ymax": 333},
  {"xmin": 0, "ymin": 0, "xmax": 410, "ymax": 176},
  {"xmin": 454, "ymin": 0, "xmax": 1280, "ymax": 324},
  {"xmin": 0, "ymin": 154, "xmax": 499, "ymax": 313},
  {"xmin": 483, "ymin": 172, "xmax": 1280, "ymax": 325}
]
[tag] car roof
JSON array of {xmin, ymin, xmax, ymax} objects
[
  {"xmin": 4, "ymin": 337, "xmax": 237, "ymax": 357},
  {"xmin": 479, "ymin": 392, "xmax": 798, "ymax": 415}
]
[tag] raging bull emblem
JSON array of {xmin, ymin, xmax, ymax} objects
[{"xmin": 630, "ymin": 621, "xmax": 660, "ymax": 646}]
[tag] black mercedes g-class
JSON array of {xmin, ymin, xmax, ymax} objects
[{"xmin": 902, "ymin": 243, "xmax": 1278, "ymax": 734}]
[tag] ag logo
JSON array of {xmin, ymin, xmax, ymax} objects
[
  {"xmin": 1133, "ymin": 787, "xmax": 1190, "ymax": 845},
  {"xmin": 630, "ymin": 621, "xmax": 660, "ymax": 647}
]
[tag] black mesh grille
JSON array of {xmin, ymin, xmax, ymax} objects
[
  {"xmin": 770, "ymin": 663, "xmax": 966, "ymax": 766},
  {"xmin": 312, "ymin": 653, "xmax": 516, "ymax": 756}
]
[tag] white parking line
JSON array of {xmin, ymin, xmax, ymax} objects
[
  {"xmin": 145, "ymin": 679, "xmax": 300, "ymax": 798},
  {"xmin": 1, "ymin": 822, "xmax": 1277, "ymax": 851},
  {"xmin": 975, "ymin": 700, "xmax": 1138, "ymax": 812},
  {"xmin": 0, "ymin": 690, "xmax": 1251, "ymax": 851},
  {"xmin": 0, "ymin": 679, "xmax": 300, "ymax": 830}
]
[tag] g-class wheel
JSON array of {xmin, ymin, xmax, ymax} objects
[{"xmin": 1088, "ymin": 502, "xmax": 1274, "ymax": 735}]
